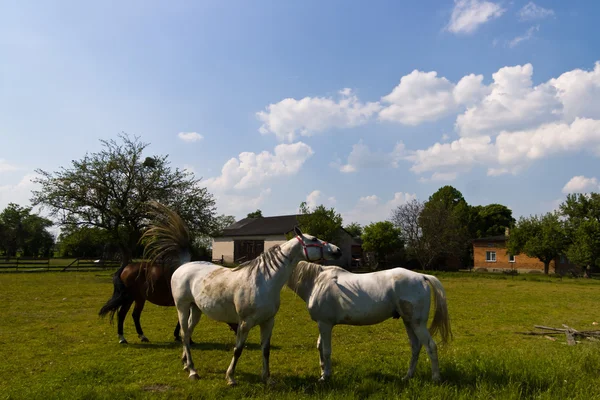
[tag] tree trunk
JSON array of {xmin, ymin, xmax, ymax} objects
[
  {"xmin": 543, "ymin": 261, "xmax": 550, "ymax": 275},
  {"xmin": 119, "ymin": 245, "xmax": 132, "ymax": 268}
]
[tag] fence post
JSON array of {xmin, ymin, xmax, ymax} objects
[{"xmin": 16, "ymin": 258, "xmax": 19, "ymax": 272}]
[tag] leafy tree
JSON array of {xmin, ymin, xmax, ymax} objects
[
  {"xmin": 560, "ymin": 193, "xmax": 600, "ymax": 274},
  {"xmin": 362, "ymin": 221, "xmax": 403, "ymax": 269},
  {"xmin": 469, "ymin": 204, "xmax": 515, "ymax": 238},
  {"xmin": 295, "ymin": 202, "xmax": 343, "ymax": 243},
  {"xmin": 0, "ymin": 203, "xmax": 54, "ymax": 257},
  {"xmin": 391, "ymin": 198, "xmax": 424, "ymax": 262},
  {"xmin": 344, "ymin": 222, "xmax": 363, "ymax": 238},
  {"xmin": 506, "ymin": 212, "xmax": 567, "ymax": 275},
  {"xmin": 419, "ymin": 199, "xmax": 468, "ymax": 270},
  {"xmin": 420, "ymin": 186, "xmax": 470, "ymax": 269},
  {"xmin": 31, "ymin": 133, "xmax": 217, "ymax": 266},
  {"xmin": 247, "ymin": 209, "xmax": 263, "ymax": 218},
  {"xmin": 57, "ymin": 225, "xmax": 114, "ymax": 258}
]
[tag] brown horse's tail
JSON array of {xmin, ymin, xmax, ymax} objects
[
  {"xmin": 423, "ymin": 274, "xmax": 453, "ymax": 344},
  {"xmin": 140, "ymin": 201, "xmax": 192, "ymax": 271},
  {"xmin": 99, "ymin": 265, "xmax": 132, "ymax": 322}
]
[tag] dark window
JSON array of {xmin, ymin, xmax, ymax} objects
[{"xmin": 234, "ymin": 240, "xmax": 264, "ymax": 263}]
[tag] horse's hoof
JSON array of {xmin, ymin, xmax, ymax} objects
[
  {"xmin": 318, "ymin": 376, "xmax": 328, "ymax": 383},
  {"xmin": 119, "ymin": 339, "xmax": 128, "ymax": 344},
  {"xmin": 183, "ymin": 365, "xmax": 189, "ymax": 371},
  {"xmin": 227, "ymin": 379, "xmax": 237, "ymax": 387},
  {"xmin": 189, "ymin": 373, "xmax": 200, "ymax": 381},
  {"xmin": 140, "ymin": 336, "xmax": 150, "ymax": 343}
]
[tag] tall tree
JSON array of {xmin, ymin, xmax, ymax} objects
[
  {"xmin": 295, "ymin": 202, "xmax": 343, "ymax": 243},
  {"xmin": 361, "ymin": 221, "xmax": 403, "ymax": 269},
  {"xmin": 391, "ymin": 198, "xmax": 425, "ymax": 264},
  {"xmin": 31, "ymin": 134, "xmax": 217, "ymax": 266},
  {"xmin": 344, "ymin": 222, "xmax": 363, "ymax": 238},
  {"xmin": 420, "ymin": 186, "xmax": 470, "ymax": 269},
  {"xmin": 469, "ymin": 204, "xmax": 515, "ymax": 238},
  {"xmin": 506, "ymin": 212, "xmax": 567, "ymax": 275},
  {"xmin": 560, "ymin": 193, "xmax": 600, "ymax": 274},
  {"xmin": 247, "ymin": 209, "xmax": 263, "ymax": 218},
  {"xmin": 0, "ymin": 203, "xmax": 55, "ymax": 257}
]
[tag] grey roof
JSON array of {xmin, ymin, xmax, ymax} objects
[{"xmin": 221, "ymin": 215, "xmax": 301, "ymax": 237}]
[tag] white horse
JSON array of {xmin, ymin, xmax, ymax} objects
[
  {"xmin": 287, "ymin": 261, "xmax": 452, "ymax": 382},
  {"xmin": 141, "ymin": 203, "xmax": 342, "ymax": 385}
]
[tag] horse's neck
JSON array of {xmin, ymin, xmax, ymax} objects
[
  {"xmin": 286, "ymin": 263, "xmax": 320, "ymax": 303},
  {"xmin": 259, "ymin": 240, "xmax": 303, "ymax": 290}
]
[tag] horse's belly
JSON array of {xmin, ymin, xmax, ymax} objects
[
  {"xmin": 335, "ymin": 304, "xmax": 395, "ymax": 326},
  {"xmin": 198, "ymin": 300, "xmax": 238, "ymax": 324}
]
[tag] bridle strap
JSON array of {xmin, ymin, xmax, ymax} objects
[{"xmin": 296, "ymin": 235, "xmax": 326, "ymax": 262}]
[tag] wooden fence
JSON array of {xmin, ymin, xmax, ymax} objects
[{"xmin": 0, "ymin": 257, "xmax": 120, "ymax": 272}]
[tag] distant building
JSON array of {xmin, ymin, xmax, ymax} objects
[
  {"xmin": 212, "ymin": 214, "xmax": 360, "ymax": 269},
  {"xmin": 472, "ymin": 228, "xmax": 579, "ymax": 274}
]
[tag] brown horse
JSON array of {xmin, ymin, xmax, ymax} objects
[{"xmin": 99, "ymin": 262, "xmax": 237, "ymax": 344}]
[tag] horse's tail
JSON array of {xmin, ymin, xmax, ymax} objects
[
  {"xmin": 140, "ymin": 200, "xmax": 192, "ymax": 270},
  {"xmin": 98, "ymin": 265, "xmax": 132, "ymax": 323},
  {"xmin": 423, "ymin": 274, "xmax": 452, "ymax": 344}
]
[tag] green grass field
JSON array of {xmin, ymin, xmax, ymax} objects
[{"xmin": 1, "ymin": 271, "xmax": 600, "ymax": 399}]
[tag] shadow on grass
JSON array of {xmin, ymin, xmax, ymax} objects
[{"xmin": 128, "ymin": 341, "xmax": 280, "ymax": 351}]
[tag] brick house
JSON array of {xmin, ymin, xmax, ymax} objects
[
  {"xmin": 211, "ymin": 214, "xmax": 359, "ymax": 269},
  {"xmin": 472, "ymin": 229, "xmax": 578, "ymax": 274}
]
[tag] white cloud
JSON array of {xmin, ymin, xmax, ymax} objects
[
  {"xmin": 518, "ymin": 2, "xmax": 554, "ymax": 21},
  {"xmin": 379, "ymin": 70, "xmax": 488, "ymax": 125},
  {"xmin": 257, "ymin": 89, "xmax": 381, "ymax": 142},
  {"xmin": 562, "ymin": 176, "xmax": 600, "ymax": 194},
  {"xmin": 406, "ymin": 118, "xmax": 600, "ymax": 180},
  {"xmin": 0, "ymin": 160, "xmax": 19, "ymax": 173},
  {"xmin": 380, "ymin": 71, "xmax": 456, "ymax": 124},
  {"xmin": 214, "ymin": 188, "xmax": 272, "ymax": 218},
  {"xmin": 455, "ymin": 63, "xmax": 561, "ymax": 136},
  {"xmin": 333, "ymin": 141, "xmax": 406, "ymax": 173},
  {"xmin": 305, "ymin": 190, "xmax": 336, "ymax": 209},
  {"xmin": 549, "ymin": 62, "xmax": 600, "ymax": 121},
  {"xmin": 508, "ymin": 25, "xmax": 539, "ymax": 48},
  {"xmin": 342, "ymin": 192, "xmax": 417, "ymax": 226},
  {"xmin": 204, "ymin": 142, "xmax": 314, "ymax": 191},
  {"xmin": 447, "ymin": 0, "xmax": 505, "ymax": 34},
  {"xmin": 0, "ymin": 173, "xmax": 39, "ymax": 211},
  {"xmin": 177, "ymin": 132, "xmax": 204, "ymax": 142}
]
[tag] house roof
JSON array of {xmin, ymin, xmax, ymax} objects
[
  {"xmin": 471, "ymin": 235, "xmax": 507, "ymax": 243},
  {"xmin": 220, "ymin": 215, "xmax": 301, "ymax": 237}
]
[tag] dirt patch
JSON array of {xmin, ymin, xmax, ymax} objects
[{"xmin": 142, "ymin": 384, "xmax": 172, "ymax": 392}]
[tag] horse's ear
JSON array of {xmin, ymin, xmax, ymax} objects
[{"xmin": 294, "ymin": 226, "xmax": 303, "ymax": 237}]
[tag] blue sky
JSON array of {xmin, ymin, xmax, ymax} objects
[{"xmin": 2, "ymin": 0, "xmax": 600, "ymax": 226}]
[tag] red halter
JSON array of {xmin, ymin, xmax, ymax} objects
[{"xmin": 296, "ymin": 235, "xmax": 326, "ymax": 262}]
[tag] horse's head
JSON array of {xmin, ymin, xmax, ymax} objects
[{"xmin": 293, "ymin": 226, "xmax": 342, "ymax": 262}]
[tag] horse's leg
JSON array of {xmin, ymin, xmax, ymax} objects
[
  {"xmin": 402, "ymin": 320, "xmax": 422, "ymax": 381},
  {"xmin": 117, "ymin": 298, "xmax": 134, "ymax": 344},
  {"xmin": 177, "ymin": 305, "xmax": 199, "ymax": 380},
  {"xmin": 174, "ymin": 320, "xmax": 181, "ymax": 341},
  {"xmin": 225, "ymin": 321, "xmax": 250, "ymax": 386},
  {"xmin": 132, "ymin": 298, "xmax": 149, "ymax": 342},
  {"xmin": 317, "ymin": 322, "xmax": 333, "ymax": 381},
  {"xmin": 174, "ymin": 319, "xmax": 196, "ymax": 345},
  {"xmin": 187, "ymin": 303, "xmax": 202, "ymax": 346},
  {"xmin": 259, "ymin": 317, "xmax": 275, "ymax": 384},
  {"xmin": 316, "ymin": 334, "xmax": 325, "ymax": 379},
  {"xmin": 413, "ymin": 323, "xmax": 440, "ymax": 382}
]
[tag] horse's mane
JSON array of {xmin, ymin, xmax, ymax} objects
[
  {"xmin": 139, "ymin": 200, "xmax": 192, "ymax": 289},
  {"xmin": 232, "ymin": 245, "xmax": 288, "ymax": 277},
  {"xmin": 287, "ymin": 260, "xmax": 323, "ymax": 293}
]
